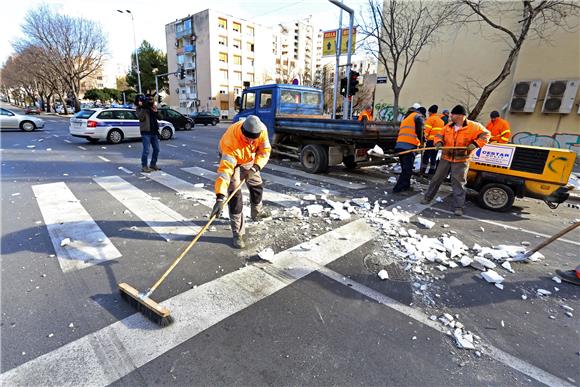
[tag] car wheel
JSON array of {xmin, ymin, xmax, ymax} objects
[
  {"xmin": 204, "ymin": 122, "xmax": 208, "ymax": 126},
  {"xmin": 20, "ymin": 121, "xmax": 36, "ymax": 132},
  {"xmin": 107, "ymin": 129, "xmax": 123, "ymax": 144},
  {"xmin": 184, "ymin": 122, "xmax": 193, "ymax": 130},
  {"xmin": 87, "ymin": 138, "xmax": 99, "ymax": 144},
  {"xmin": 211, "ymin": 119, "xmax": 217, "ymax": 126},
  {"xmin": 160, "ymin": 127, "xmax": 173, "ymax": 140},
  {"xmin": 477, "ymin": 183, "xmax": 515, "ymax": 212},
  {"xmin": 300, "ymin": 144, "xmax": 329, "ymax": 174}
]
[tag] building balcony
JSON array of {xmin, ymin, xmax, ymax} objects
[
  {"xmin": 184, "ymin": 44, "xmax": 196, "ymax": 54},
  {"xmin": 184, "ymin": 62, "xmax": 195, "ymax": 70},
  {"xmin": 176, "ymin": 27, "xmax": 192, "ymax": 39}
]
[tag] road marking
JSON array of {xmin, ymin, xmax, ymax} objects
[
  {"xmin": 31, "ymin": 182, "xmax": 122, "ymax": 272},
  {"xmin": 267, "ymin": 163, "xmax": 367, "ymax": 189},
  {"xmin": 259, "ymin": 171, "xmax": 340, "ymax": 196},
  {"xmin": 97, "ymin": 156, "xmax": 110, "ymax": 162},
  {"xmin": 64, "ymin": 139, "xmax": 72, "ymax": 144},
  {"xmin": 329, "ymin": 169, "xmax": 387, "ymax": 186},
  {"xmin": 182, "ymin": 166, "xmax": 301, "ymax": 207},
  {"xmin": 77, "ymin": 146, "xmax": 87, "ymax": 151},
  {"xmin": 117, "ymin": 166, "xmax": 133, "ymax": 174},
  {"xmin": 145, "ymin": 171, "xmax": 217, "ymax": 209},
  {"xmin": 434, "ymin": 208, "xmax": 580, "ymax": 246},
  {"xmin": 166, "ymin": 144, "xmax": 179, "ymax": 148},
  {"xmin": 191, "ymin": 149, "xmax": 208, "ymax": 155},
  {"xmin": 0, "ymin": 219, "xmax": 375, "ymax": 387},
  {"xmin": 94, "ymin": 176, "xmax": 200, "ymax": 241}
]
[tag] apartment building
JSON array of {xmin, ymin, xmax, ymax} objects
[{"xmin": 165, "ymin": 10, "xmax": 275, "ymax": 118}]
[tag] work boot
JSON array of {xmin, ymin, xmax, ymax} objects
[
  {"xmin": 251, "ymin": 206, "xmax": 272, "ymax": 221},
  {"xmin": 150, "ymin": 165, "xmax": 161, "ymax": 171},
  {"xmin": 454, "ymin": 208, "xmax": 464, "ymax": 216},
  {"xmin": 233, "ymin": 235, "xmax": 245, "ymax": 249},
  {"xmin": 421, "ymin": 197, "xmax": 432, "ymax": 205},
  {"xmin": 141, "ymin": 166, "xmax": 153, "ymax": 173}
]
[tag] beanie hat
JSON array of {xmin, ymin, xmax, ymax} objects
[
  {"xmin": 242, "ymin": 115, "xmax": 266, "ymax": 139},
  {"xmin": 442, "ymin": 109, "xmax": 449, "ymax": 114},
  {"xmin": 451, "ymin": 105, "xmax": 467, "ymax": 115},
  {"xmin": 428, "ymin": 104, "xmax": 438, "ymax": 114},
  {"xmin": 412, "ymin": 102, "xmax": 421, "ymax": 109},
  {"xmin": 417, "ymin": 107, "xmax": 427, "ymax": 116},
  {"xmin": 490, "ymin": 110, "xmax": 500, "ymax": 118}
]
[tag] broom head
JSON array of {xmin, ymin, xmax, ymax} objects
[{"xmin": 118, "ymin": 282, "xmax": 173, "ymax": 326}]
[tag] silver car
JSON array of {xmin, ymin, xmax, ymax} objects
[{"xmin": 0, "ymin": 107, "xmax": 45, "ymax": 131}]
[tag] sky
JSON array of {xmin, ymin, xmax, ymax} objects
[{"xmin": 0, "ymin": 0, "xmax": 369, "ymax": 78}]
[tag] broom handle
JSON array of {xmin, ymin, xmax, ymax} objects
[
  {"xmin": 144, "ymin": 178, "xmax": 246, "ymax": 297},
  {"xmin": 522, "ymin": 221, "xmax": 580, "ymax": 259},
  {"xmin": 395, "ymin": 146, "xmax": 468, "ymax": 156}
]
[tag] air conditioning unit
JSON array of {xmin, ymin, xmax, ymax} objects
[
  {"xmin": 509, "ymin": 80, "xmax": 541, "ymax": 113},
  {"xmin": 542, "ymin": 79, "xmax": 579, "ymax": 114}
]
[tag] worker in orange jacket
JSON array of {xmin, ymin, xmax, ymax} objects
[
  {"xmin": 358, "ymin": 105, "xmax": 373, "ymax": 122},
  {"xmin": 486, "ymin": 111, "xmax": 511, "ymax": 143},
  {"xmin": 421, "ymin": 104, "xmax": 445, "ymax": 175},
  {"xmin": 421, "ymin": 105, "xmax": 490, "ymax": 216},
  {"xmin": 211, "ymin": 115, "xmax": 272, "ymax": 249},
  {"xmin": 392, "ymin": 105, "xmax": 425, "ymax": 193}
]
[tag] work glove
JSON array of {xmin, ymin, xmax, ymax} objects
[
  {"xmin": 435, "ymin": 142, "xmax": 443, "ymax": 151},
  {"xmin": 247, "ymin": 164, "xmax": 260, "ymax": 179},
  {"xmin": 467, "ymin": 143, "xmax": 477, "ymax": 152},
  {"xmin": 210, "ymin": 194, "xmax": 225, "ymax": 219}
]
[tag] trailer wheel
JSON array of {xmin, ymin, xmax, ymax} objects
[
  {"xmin": 343, "ymin": 155, "xmax": 358, "ymax": 170},
  {"xmin": 300, "ymin": 144, "xmax": 328, "ymax": 173},
  {"xmin": 477, "ymin": 183, "xmax": 515, "ymax": 212}
]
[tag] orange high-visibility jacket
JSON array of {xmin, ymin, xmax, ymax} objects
[
  {"xmin": 396, "ymin": 112, "xmax": 421, "ymax": 146},
  {"xmin": 424, "ymin": 114, "xmax": 445, "ymax": 141},
  {"xmin": 486, "ymin": 117, "xmax": 511, "ymax": 143},
  {"xmin": 215, "ymin": 121, "xmax": 271, "ymax": 196},
  {"xmin": 358, "ymin": 109, "xmax": 373, "ymax": 122},
  {"xmin": 435, "ymin": 119, "xmax": 490, "ymax": 163}
]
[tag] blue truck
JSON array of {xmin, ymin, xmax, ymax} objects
[{"xmin": 233, "ymin": 84, "xmax": 398, "ymax": 173}]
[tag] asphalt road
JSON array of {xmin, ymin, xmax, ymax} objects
[{"xmin": 1, "ymin": 105, "xmax": 578, "ymax": 386}]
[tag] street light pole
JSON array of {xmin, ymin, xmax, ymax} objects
[
  {"xmin": 329, "ymin": 0, "xmax": 354, "ymax": 119},
  {"xmin": 117, "ymin": 9, "xmax": 142, "ymax": 94}
]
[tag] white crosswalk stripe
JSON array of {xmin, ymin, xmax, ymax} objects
[
  {"xmin": 259, "ymin": 171, "xmax": 340, "ymax": 196},
  {"xmin": 266, "ymin": 163, "xmax": 367, "ymax": 189},
  {"xmin": 94, "ymin": 175, "xmax": 201, "ymax": 241},
  {"xmin": 31, "ymin": 182, "xmax": 122, "ymax": 272},
  {"xmin": 182, "ymin": 166, "xmax": 301, "ymax": 207}
]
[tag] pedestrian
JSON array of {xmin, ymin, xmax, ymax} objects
[
  {"xmin": 441, "ymin": 109, "xmax": 450, "ymax": 125},
  {"xmin": 136, "ymin": 94, "xmax": 161, "ymax": 173},
  {"xmin": 486, "ymin": 110, "xmax": 511, "ymax": 143},
  {"xmin": 358, "ymin": 105, "xmax": 373, "ymax": 122},
  {"xmin": 392, "ymin": 105, "xmax": 425, "ymax": 193},
  {"xmin": 421, "ymin": 105, "xmax": 490, "ymax": 216},
  {"xmin": 421, "ymin": 105, "xmax": 445, "ymax": 176},
  {"xmin": 210, "ymin": 115, "xmax": 272, "ymax": 249}
]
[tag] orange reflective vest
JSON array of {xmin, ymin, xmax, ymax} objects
[
  {"xmin": 486, "ymin": 118, "xmax": 511, "ymax": 143},
  {"xmin": 435, "ymin": 120, "xmax": 490, "ymax": 163},
  {"xmin": 215, "ymin": 121, "xmax": 271, "ymax": 196},
  {"xmin": 358, "ymin": 109, "xmax": 373, "ymax": 122},
  {"xmin": 424, "ymin": 114, "xmax": 445, "ymax": 141},
  {"xmin": 396, "ymin": 112, "xmax": 420, "ymax": 146}
]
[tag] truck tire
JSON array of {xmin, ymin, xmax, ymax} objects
[
  {"xmin": 300, "ymin": 144, "xmax": 328, "ymax": 173},
  {"xmin": 343, "ymin": 155, "xmax": 358, "ymax": 170},
  {"xmin": 477, "ymin": 183, "xmax": 515, "ymax": 212}
]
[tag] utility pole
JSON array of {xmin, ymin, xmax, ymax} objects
[
  {"xmin": 117, "ymin": 9, "xmax": 142, "ymax": 94},
  {"xmin": 329, "ymin": 0, "xmax": 354, "ymax": 119},
  {"xmin": 331, "ymin": 4, "xmax": 343, "ymax": 119}
]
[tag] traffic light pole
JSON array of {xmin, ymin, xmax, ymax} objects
[
  {"xmin": 331, "ymin": 6, "xmax": 343, "ymax": 120},
  {"xmin": 329, "ymin": 0, "xmax": 354, "ymax": 119},
  {"xmin": 155, "ymin": 68, "xmax": 181, "ymax": 104}
]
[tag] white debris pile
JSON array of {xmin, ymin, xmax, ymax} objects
[{"xmin": 436, "ymin": 313, "xmax": 480, "ymax": 350}]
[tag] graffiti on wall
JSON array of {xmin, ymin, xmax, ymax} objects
[
  {"xmin": 374, "ymin": 103, "xmax": 405, "ymax": 122},
  {"xmin": 511, "ymin": 132, "xmax": 580, "ymax": 157}
]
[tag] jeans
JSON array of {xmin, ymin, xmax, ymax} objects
[
  {"xmin": 393, "ymin": 152, "xmax": 415, "ymax": 192},
  {"xmin": 141, "ymin": 132, "xmax": 159, "ymax": 167},
  {"xmin": 424, "ymin": 159, "xmax": 469, "ymax": 209}
]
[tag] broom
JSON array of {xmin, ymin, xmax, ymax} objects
[
  {"xmin": 367, "ymin": 146, "xmax": 468, "ymax": 159},
  {"xmin": 118, "ymin": 178, "xmax": 246, "ymax": 326}
]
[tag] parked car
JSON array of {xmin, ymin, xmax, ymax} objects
[
  {"xmin": 157, "ymin": 108, "xmax": 194, "ymax": 130},
  {"xmin": 0, "ymin": 107, "xmax": 45, "ymax": 132},
  {"xmin": 189, "ymin": 111, "xmax": 220, "ymax": 126},
  {"xmin": 25, "ymin": 105, "xmax": 41, "ymax": 115},
  {"xmin": 55, "ymin": 105, "xmax": 74, "ymax": 114},
  {"xmin": 69, "ymin": 108, "xmax": 175, "ymax": 144}
]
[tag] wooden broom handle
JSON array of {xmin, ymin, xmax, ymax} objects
[
  {"xmin": 522, "ymin": 221, "xmax": 580, "ymax": 259},
  {"xmin": 395, "ymin": 146, "xmax": 468, "ymax": 156}
]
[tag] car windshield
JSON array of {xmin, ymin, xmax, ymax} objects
[{"xmin": 75, "ymin": 110, "xmax": 95, "ymax": 119}]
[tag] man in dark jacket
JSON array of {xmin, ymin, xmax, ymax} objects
[{"xmin": 135, "ymin": 94, "xmax": 161, "ymax": 173}]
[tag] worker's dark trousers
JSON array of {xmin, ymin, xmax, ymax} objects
[
  {"xmin": 421, "ymin": 140, "xmax": 437, "ymax": 174},
  {"xmin": 424, "ymin": 159, "xmax": 469, "ymax": 209},
  {"xmin": 393, "ymin": 152, "xmax": 415, "ymax": 192},
  {"xmin": 228, "ymin": 165, "xmax": 264, "ymax": 237}
]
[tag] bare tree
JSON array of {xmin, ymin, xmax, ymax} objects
[
  {"xmin": 352, "ymin": 83, "xmax": 374, "ymax": 112},
  {"xmin": 18, "ymin": 6, "xmax": 108, "ymax": 112},
  {"xmin": 455, "ymin": 0, "xmax": 579, "ymax": 119},
  {"xmin": 359, "ymin": 0, "xmax": 450, "ymax": 121}
]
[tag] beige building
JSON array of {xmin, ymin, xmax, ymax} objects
[
  {"xmin": 165, "ymin": 10, "xmax": 276, "ymax": 118},
  {"xmin": 374, "ymin": 3, "xmax": 580, "ymax": 147}
]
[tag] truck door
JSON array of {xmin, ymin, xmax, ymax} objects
[
  {"xmin": 256, "ymin": 89, "xmax": 275, "ymax": 134},
  {"xmin": 239, "ymin": 91, "xmax": 256, "ymax": 118}
]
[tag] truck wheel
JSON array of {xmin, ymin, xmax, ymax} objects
[
  {"xmin": 300, "ymin": 144, "xmax": 328, "ymax": 173},
  {"xmin": 343, "ymin": 155, "xmax": 358, "ymax": 170},
  {"xmin": 477, "ymin": 183, "xmax": 515, "ymax": 212}
]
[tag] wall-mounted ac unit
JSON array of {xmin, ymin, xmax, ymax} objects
[
  {"xmin": 509, "ymin": 80, "xmax": 541, "ymax": 113},
  {"xmin": 542, "ymin": 79, "xmax": 579, "ymax": 114}
]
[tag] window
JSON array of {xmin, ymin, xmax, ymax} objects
[
  {"xmin": 233, "ymin": 55, "xmax": 242, "ymax": 65},
  {"xmin": 233, "ymin": 22, "xmax": 241, "ymax": 33},
  {"xmin": 247, "ymin": 57, "xmax": 254, "ymax": 66},
  {"xmin": 233, "ymin": 39, "xmax": 241, "ymax": 49},
  {"xmin": 259, "ymin": 90, "xmax": 273, "ymax": 109},
  {"xmin": 247, "ymin": 42, "xmax": 255, "ymax": 52},
  {"xmin": 303, "ymin": 92, "xmax": 321, "ymax": 106},
  {"xmin": 74, "ymin": 110, "xmax": 95, "ymax": 119},
  {"xmin": 114, "ymin": 110, "xmax": 137, "ymax": 120},
  {"xmin": 234, "ymin": 71, "xmax": 242, "ymax": 81},
  {"xmin": 247, "ymin": 73, "xmax": 255, "ymax": 82},
  {"xmin": 97, "ymin": 111, "xmax": 114, "ymax": 119},
  {"xmin": 167, "ymin": 110, "xmax": 181, "ymax": 118},
  {"xmin": 218, "ymin": 36, "xmax": 227, "ymax": 46},
  {"xmin": 220, "ymin": 69, "xmax": 228, "ymax": 79},
  {"xmin": 281, "ymin": 90, "xmax": 301, "ymax": 104},
  {"xmin": 233, "ymin": 86, "xmax": 242, "ymax": 95},
  {"xmin": 218, "ymin": 18, "xmax": 227, "ymax": 29},
  {"xmin": 242, "ymin": 92, "xmax": 255, "ymax": 110},
  {"xmin": 218, "ymin": 52, "xmax": 228, "ymax": 63},
  {"xmin": 247, "ymin": 26, "xmax": 254, "ymax": 36},
  {"xmin": 177, "ymin": 54, "xmax": 185, "ymax": 65},
  {"xmin": 219, "ymin": 85, "xmax": 229, "ymax": 94}
]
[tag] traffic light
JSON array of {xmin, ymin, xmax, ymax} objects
[
  {"xmin": 179, "ymin": 66, "xmax": 185, "ymax": 79},
  {"xmin": 348, "ymin": 70, "xmax": 360, "ymax": 96},
  {"xmin": 339, "ymin": 77, "xmax": 347, "ymax": 97}
]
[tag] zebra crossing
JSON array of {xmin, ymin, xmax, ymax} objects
[{"xmin": 31, "ymin": 164, "xmax": 383, "ymax": 274}]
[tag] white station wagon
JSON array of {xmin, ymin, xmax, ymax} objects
[{"xmin": 69, "ymin": 108, "xmax": 175, "ymax": 144}]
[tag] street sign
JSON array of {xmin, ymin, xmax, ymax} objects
[
  {"xmin": 377, "ymin": 76, "xmax": 388, "ymax": 84},
  {"xmin": 322, "ymin": 28, "xmax": 357, "ymax": 57}
]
